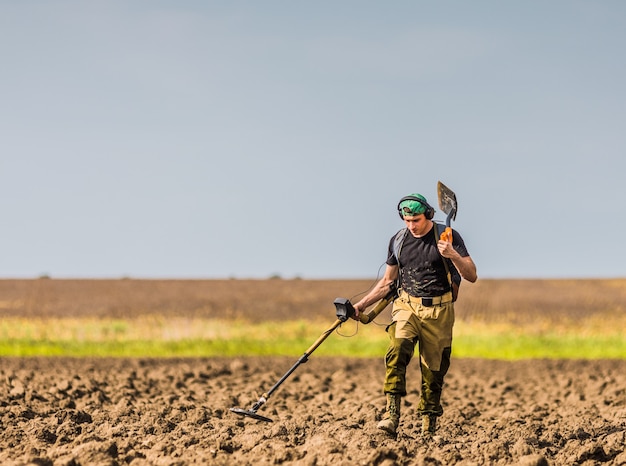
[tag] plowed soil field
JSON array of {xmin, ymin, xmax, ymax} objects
[{"xmin": 1, "ymin": 279, "xmax": 625, "ymax": 465}]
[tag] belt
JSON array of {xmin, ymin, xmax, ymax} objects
[{"xmin": 400, "ymin": 290, "xmax": 453, "ymax": 307}]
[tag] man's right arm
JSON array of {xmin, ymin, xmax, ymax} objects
[{"xmin": 352, "ymin": 264, "xmax": 398, "ymax": 319}]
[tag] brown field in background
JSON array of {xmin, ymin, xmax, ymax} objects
[{"xmin": 1, "ymin": 277, "xmax": 625, "ymax": 323}]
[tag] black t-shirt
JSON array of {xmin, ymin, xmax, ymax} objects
[{"xmin": 386, "ymin": 223, "xmax": 469, "ymax": 297}]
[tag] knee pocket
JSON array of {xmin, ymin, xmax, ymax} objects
[{"xmin": 385, "ymin": 335, "xmax": 416, "ymax": 365}]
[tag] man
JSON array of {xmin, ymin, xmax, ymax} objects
[{"xmin": 352, "ymin": 193, "xmax": 477, "ymax": 437}]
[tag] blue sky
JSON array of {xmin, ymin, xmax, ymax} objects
[{"xmin": 1, "ymin": 1, "xmax": 625, "ymax": 279}]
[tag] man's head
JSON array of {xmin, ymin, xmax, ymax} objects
[{"xmin": 397, "ymin": 193, "xmax": 435, "ymax": 220}]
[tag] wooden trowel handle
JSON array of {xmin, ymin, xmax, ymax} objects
[{"xmin": 440, "ymin": 227, "xmax": 453, "ymax": 243}]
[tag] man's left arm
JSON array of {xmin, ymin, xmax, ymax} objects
[{"xmin": 437, "ymin": 240, "xmax": 478, "ymax": 283}]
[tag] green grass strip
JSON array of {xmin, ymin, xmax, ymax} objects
[
  {"xmin": 0, "ymin": 317, "xmax": 624, "ymax": 359},
  {"xmin": 0, "ymin": 337, "xmax": 388, "ymax": 358},
  {"xmin": 452, "ymin": 334, "xmax": 626, "ymax": 360}
]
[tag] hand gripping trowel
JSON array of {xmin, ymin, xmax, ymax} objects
[{"xmin": 230, "ymin": 286, "xmax": 397, "ymax": 422}]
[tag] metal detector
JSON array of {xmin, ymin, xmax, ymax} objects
[{"xmin": 230, "ymin": 287, "xmax": 397, "ymax": 422}]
